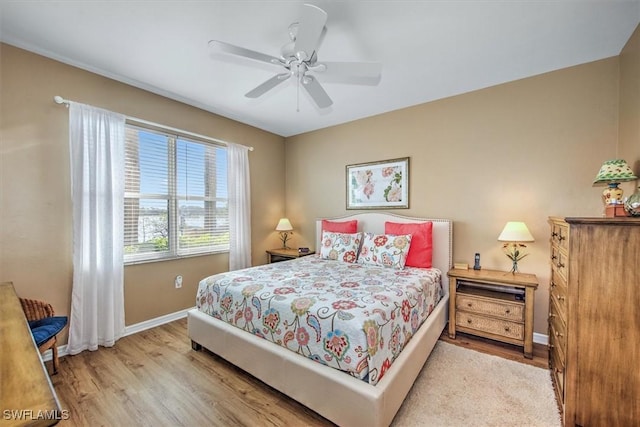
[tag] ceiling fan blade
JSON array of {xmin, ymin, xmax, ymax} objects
[
  {"xmin": 245, "ymin": 73, "xmax": 291, "ymax": 98},
  {"xmin": 293, "ymin": 4, "xmax": 327, "ymax": 60},
  {"xmin": 209, "ymin": 40, "xmax": 283, "ymax": 66},
  {"xmin": 315, "ymin": 61, "xmax": 382, "ymax": 79},
  {"xmin": 302, "ymin": 75, "xmax": 333, "ymax": 108}
]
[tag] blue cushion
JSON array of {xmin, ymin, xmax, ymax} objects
[{"xmin": 28, "ymin": 316, "xmax": 68, "ymax": 347}]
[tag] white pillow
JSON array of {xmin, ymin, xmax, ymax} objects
[
  {"xmin": 319, "ymin": 231, "xmax": 363, "ymax": 263},
  {"xmin": 357, "ymin": 233, "xmax": 412, "ymax": 269}
]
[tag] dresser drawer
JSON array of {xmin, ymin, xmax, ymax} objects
[
  {"xmin": 456, "ymin": 292, "xmax": 524, "ymax": 322},
  {"xmin": 549, "ymin": 273, "xmax": 568, "ymax": 324},
  {"xmin": 549, "ymin": 308, "xmax": 566, "ymax": 356},
  {"xmin": 456, "ymin": 311, "xmax": 524, "ymax": 340},
  {"xmin": 552, "ymin": 250, "xmax": 568, "ymax": 282},
  {"xmin": 550, "ymin": 245, "xmax": 562, "ymax": 271},
  {"xmin": 551, "ymin": 221, "xmax": 569, "ymax": 251},
  {"xmin": 550, "ymin": 340, "xmax": 565, "ymax": 404}
]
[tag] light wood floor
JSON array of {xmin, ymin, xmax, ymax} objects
[{"xmin": 50, "ymin": 318, "xmax": 549, "ymax": 426}]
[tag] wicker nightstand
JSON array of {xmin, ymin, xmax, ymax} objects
[
  {"xmin": 266, "ymin": 248, "xmax": 315, "ymax": 263},
  {"xmin": 447, "ymin": 268, "xmax": 538, "ymax": 358}
]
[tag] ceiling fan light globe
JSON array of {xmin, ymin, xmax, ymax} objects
[
  {"xmin": 281, "ymin": 41, "xmax": 295, "ymax": 58},
  {"xmin": 287, "ymin": 23, "xmax": 299, "ymax": 41}
]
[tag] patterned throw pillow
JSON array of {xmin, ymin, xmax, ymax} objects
[
  {"xmin": 319, "ymin": 231, "xmax": 362, "ymax": 263},
  {"xmin": 357, "ymin": 233, "xmax": 413, "ymax": 269}
]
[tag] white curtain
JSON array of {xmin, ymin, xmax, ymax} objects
[
  {"xmin": 67, "ymin": 102, "xmax": 126, "ymax": 355},
  {"xmin": 227, "ymin": 143, "xmax": 252, "ymax": 270}
]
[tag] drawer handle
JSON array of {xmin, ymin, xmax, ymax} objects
[
  {"xmin": 551, "ymin": 254, "xmax": 558, "ymax": 261},
  {"xmin": 549, "ymin": 313, "xmax": 556, "ymax": 319},
  {"xmin": 552, "ymin": 231, "xmax": 558, "ymax": 238},
  {"xmin": 505, "ymin": 309, "xmax": 510, "ymax": 314},
  {"xmin": 558, "ymin": 234, "xmax": 566, "ymax": 242},
  {"xmin": 556, "ymin": 262, "xmax": 565, "ymax": 268},
  {"xmin": 550, "ymin": 281, "xmax": 556, "ymax": 288},
  {"xmin": 555, "ymin": 331, "xmax": 564, "ymax": 338},
  {"xmin": 504, "ymin": 326, "xmax": 510, "ymax": 332},
  {"xmin": 467, "ymin": 303, "xmax": 473, "ymax": 307},
  {"xmin": 467, "ymin": 319, "xmax": 472, "ymax": 324},
  {"xmin": 549, "ymin": 343, "xmax": 555, "ymax": 349},
  {"xmin": 555, "ymin": 367, "xmax": 564, "ymax": 374},
  {"xmin": 556, "ymin": 295, "xmax": 565, "ymax": 301}
]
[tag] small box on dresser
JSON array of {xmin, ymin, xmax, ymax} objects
[{"xmin": 548, "ymin": 216, "xmax": 640, "ymax": 427}]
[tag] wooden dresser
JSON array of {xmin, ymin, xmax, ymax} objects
[{"xmin": 548, "ymin": 217, "xmax": 640, "ymax": 427}]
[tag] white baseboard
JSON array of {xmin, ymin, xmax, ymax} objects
[
  {"xmin": 533, "ymin": 332, "xmax": 548, "ymax": 346},
  {"xmin": 43, "ymin": 306, "xmax": 194, "ymax": 362},
  {"xmin": 123, "ymin": 306, "xmax": 194, "ymax": 336}
]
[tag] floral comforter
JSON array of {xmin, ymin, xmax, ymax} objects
[{"xmin": 195, "ymin": 255, "xmax": 443, "ymax": 385}]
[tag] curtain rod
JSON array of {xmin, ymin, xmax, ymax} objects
[{"xmin": 53, "ymin": 96, "xmax": 254, "ymax": 151}]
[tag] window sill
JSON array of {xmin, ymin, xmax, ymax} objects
[{"xmin": 124, "ymin": 249, "xmax": 229, "ymax": 266}]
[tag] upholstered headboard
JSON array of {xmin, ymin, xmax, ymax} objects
[{"xmin": 316, "ymin": 213, "xmax": 453, "ymax": 292}]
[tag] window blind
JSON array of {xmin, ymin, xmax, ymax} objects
[{"xmin": 124, "ymin": 124, "xmax": 228, "ymax": 262}]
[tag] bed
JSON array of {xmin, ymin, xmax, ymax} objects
[{"xmin": 188, "ymin": 213, "xmax": 453, "ymax": 427}]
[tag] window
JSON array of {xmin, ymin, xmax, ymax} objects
[{"xmin": 124, "ymin": 124, "xmax": 228, "ymax": 263}]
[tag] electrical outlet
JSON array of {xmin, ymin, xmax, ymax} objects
[{"xmin": 175, "ymin": 275, "xmax": 183, "ymax": 289}]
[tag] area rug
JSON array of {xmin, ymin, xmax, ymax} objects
[{"xmin": 392, "ymin": 341, "xmax": 561, "ymax": 426}]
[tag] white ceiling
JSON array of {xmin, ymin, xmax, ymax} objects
[{"xmin": 1, "ymin": 1, "xmax": 639, "ymax": 137}]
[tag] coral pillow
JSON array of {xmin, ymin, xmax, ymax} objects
[
  {"xmin": 385, "ymin": 221, "xmax": 433, "ymax": 268},
  {"xmin": 322, "ymin": 219, "xmax": 358, "ymax": 233},
  {"xmin": 358, "ymin": 233, "xmax": 412, "ymax": 269},
  {"xmin": 319, "ymin": 231, "xmax": 362, "ymax": 263}
]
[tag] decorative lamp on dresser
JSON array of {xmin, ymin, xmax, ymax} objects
[{"xmin": 548, "ymin": 217, "xmax": 640, "ymax": 427}]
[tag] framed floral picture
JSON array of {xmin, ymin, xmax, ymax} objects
[{"xmin": 346, "ymin": 157, "xmax": 409, "ymax": 209}]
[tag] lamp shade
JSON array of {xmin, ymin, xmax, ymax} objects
[
  {"xmin": 275, "ymin": 218, "xmax": 293, "ymax": 231},
  {"xmin": 498, "ymin": 222, "xmax": 534, "ymax": 242},
  {"xmin": 593, "ymin": 159, "xmax": 637, "ymax": 185}
]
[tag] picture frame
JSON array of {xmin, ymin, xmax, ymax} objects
[{"xmin": 346, "ymin": 157, "xmax": 409, "ymax": 209}]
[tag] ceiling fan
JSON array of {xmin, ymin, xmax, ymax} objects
[{"xmin": 209, "ymin": 3, "xmax": 382, "ymax": 109}]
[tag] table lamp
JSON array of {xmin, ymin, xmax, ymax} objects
[
  {"xmin": 593, "ymin": 159, "xmax": 637, "ymax": 212},
  {"xmin": 498, "ymin": 221, "xmax": 534, "ymax": 274},
  {"xmin": 275, "ymin": 218, "xmax": 293, "ymax": 249}
]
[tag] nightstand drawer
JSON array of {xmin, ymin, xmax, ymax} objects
[
  {"xmin": 269, "ymin": 254, "xmax": 295, "ymax": 263},
  {"xmin": 455, "ymin": 311, "xmax": 524, "ymax": 340},
  {"xmin": 456, "ymin": 293, "xmax": 524, "ymax": 322}
]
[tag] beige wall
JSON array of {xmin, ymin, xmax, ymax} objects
[
  {"xmin": 285, "ymin": 57, "xmax": 623, "ymax": 335},
  {"xmin": 0, "ymin": 44, "xmax": 285, "ymax": 333},
  {"xmin": 2, "ymin": 22, "xmax": 638, "ymax": 343},
  {"xmin": 619, "ymin": 24, "xmax": 640, "ymax": 196}
]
